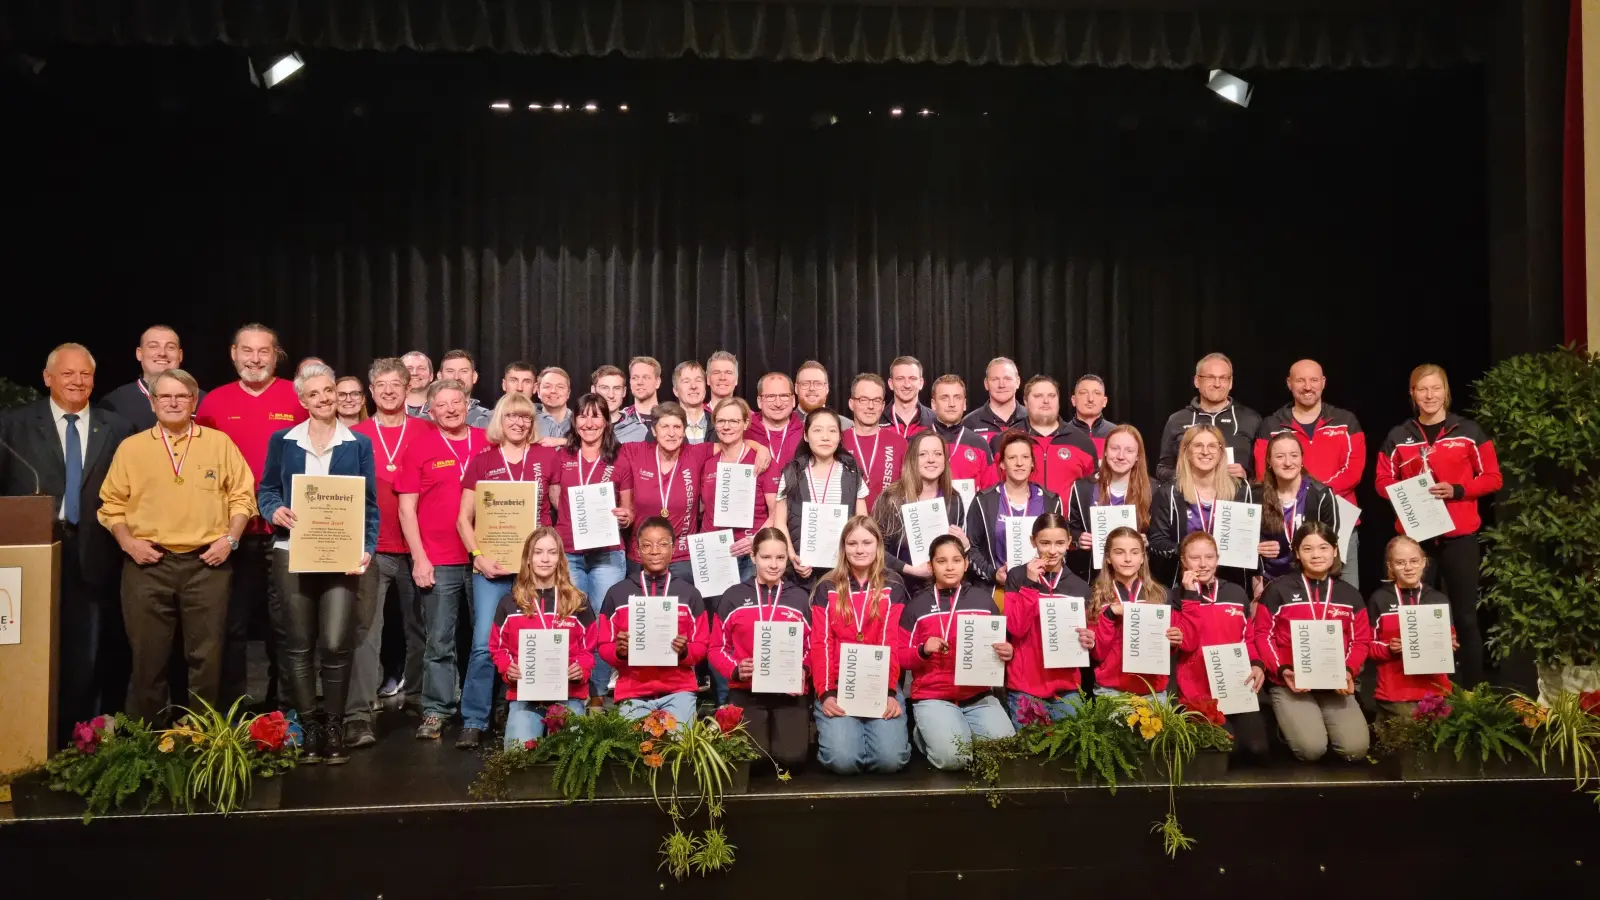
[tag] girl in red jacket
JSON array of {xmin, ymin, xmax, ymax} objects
[
  {"xmin": 488, "ymin": 528, "xmax": 596, "ymax": 749},
  {"xmin": 593, "ymin": 517, "xmax": 710, "ymax": 730},
  {"xmin": 899, "ymin": 534, "xmax": 1016, "ymax": 770},
  {"xmin": 1366, "ymin": 535, "xmax": 1457, "ymax": 720},
  {"xmin": 1171, "ymin": 532, "xmax": 1268, "ymax": 758},
  {"xmin": 709, "ymin": 527, "xmax": 812, "ymax": 767},
  {"xmin": 1252, "ymin": 520, "xmax": 1371, "ymax": 761},
  {"xmin": 809, "ymin": 515, "xmax": 913, "ymax": 774},
  {"xmin": 1090, "ymin": 527, "xmax": 1180, "ymax": 699},
  {"xmin": 1374, "ymin": 363, "xmax": 1502, "ymax": 688},
  {"xmin": 1002, "ymin": 513, "xmax": 1095, "ymax": 725}
]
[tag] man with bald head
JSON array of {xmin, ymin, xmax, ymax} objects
[
  {"xmin": 1255, "ymin": 358, "xmax": 1365, "ymax": 588},
  {"xmin": 100, "ymin": 325, "xmax": 207, "ymax": 431},
  {"xmin": 1, "ymin": 343, "xmax": 135, "ymax": 736}
]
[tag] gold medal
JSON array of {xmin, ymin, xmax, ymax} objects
[
  {"xmin": 386, "ymin": 463, "xmax": 397, "ymax": 472},
  {"xmin": 661, "ymin": 506, "xmax": 669, "ymax": 517},
  {"xmin": 174, "ymin": 476, "xmax": 184, "ymax": 485}
]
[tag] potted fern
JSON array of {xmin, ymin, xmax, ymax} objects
[
  {"xmin": 1372, "ymin": 685, "xmax": 1538, "ymax": 780},
  {"xmin": 1474, "ymin": 347, "xmax": 1600, "ymax": 700},
  {"xmin": 471, "ymin": 706, "xmax": 647, "ymax": 801}
]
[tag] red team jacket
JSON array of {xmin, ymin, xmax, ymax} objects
[
  {"xmin": 1002, "ymin": 564, "xmax": 1092, "ymax": 699},
  {"xmin": 1172, "ymin": 581, "xmax": 1259, "ymax": 707},
  {"xmin": 1252, "ymin": 576, "xmax": 1370, "ymax": 685},
  {"xmin": 1366, "ymin": 583, "xmax": 1455, "ymax": 702},
  {"xmin": 1021, "ymin": 424, "xmax": 1098, "ymax": 499},
  {"xmin": 932, "ymin": 421, "xmax": 1002, "ymax": 491},
  {"xmin": 709, "ymin": 582, "xmax": 812, "ymax": 691},
  {"xmin": 809, "ymin": 577, "xmax": 910, "ymax": 701},
  {"xmin": 1254, "ymin": 403, "xmax": 1365, "ymax": 506},
  {"xmin": 1090, "ymin": 581, "xmax": 1170, "ymax": 695},
  {"xmin": 1374, "ymin": 414, "xmax": 1503, "ymax": 537},
  {"xmin": 898, "ymin": 584, "xmax": 1005, "ymax": 703},
  {"xmin": 488, "ymin": 588, "xmax": 597, "ymax": 701},
  {"xmin": 593, "ymin": 573, "xmax": 709, "ymax": 701}
]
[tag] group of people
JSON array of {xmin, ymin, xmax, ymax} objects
[{"xmin": 0, "ymin": 325, "xmax": 1501, "ymax": 773}]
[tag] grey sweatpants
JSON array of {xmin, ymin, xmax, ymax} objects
[{"xmin": 1269, "ymin": 686, "xmax": 1370, "ymax": 761}]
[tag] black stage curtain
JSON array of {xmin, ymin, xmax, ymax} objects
[
  {"xmin": 3, "ymin": 56, "xmax": 1488, "ymax": 462},
  {"xmin": 0, "ymin": 0, "xmax": 1486, "ymax": 68}
]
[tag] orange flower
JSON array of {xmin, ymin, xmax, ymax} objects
[
  {"xmin": 658, "ymin": 712, "xmax": 678, "ymax": 733},
  {"xmin": 644, "ymin": 752, "xmax": 664, "ymax": 768},
  {"xmin": 639, "ymin": 740, "xmax": 655, "ymax": 753}
]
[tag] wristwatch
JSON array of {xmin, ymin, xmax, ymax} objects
[
  {"xmin": 226, "ymin": 536, "xmax": 240, "ymax": 551},
  {"xmin": 469, "ymin": 549, "xmax": 482, "ymax": 559}
]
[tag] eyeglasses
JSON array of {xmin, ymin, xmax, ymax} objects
[
  {"xmin": 851, "ymin": 396, "xmax": 885, "ymax": 406},
  {"xmin": 503, "ymin": 413, "xmax": 533, "ymax": 423},
  {"xmin": 336, "ymin": 391, "xmax": 363, "ymax": 400},
  {"xmin": 154, "ymin": 393, "xmax": 192, "ymax": 403},
  {"xmin": 1197, "ymin": 374, "xmax": 1233, "ymax": 382},
  {"xmin": 758, "ymin": 394, "xmax": 791, "ymax": 401},
  {"xmin": 796, "ymin": 380, "xmax": 827, "ymax": 390},
  {"xmin": 714, "ymin": 418, "xmax": 746, "ymax": 427},
  {"xmin": 638, "ymin": 540, "xmax": 674, "ymax": 551}
]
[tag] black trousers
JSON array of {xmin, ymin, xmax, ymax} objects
[
  {"xmin": 1424, "ymin": 534, "xmax": 1483, "ymax": 687},
  {"xmin": 272, "ymin": 550, "xmax": 361, "ymax": 717},
  {"xmin": 57, "ymin": 530, "xmax": 113, "ymax": 745},
  {"xmin": 725, "ymin": 688, "xmax": 811, "ymax": 768},
  {"xmin": 1226, "ymin": 710, "xmax": 1271, "ymax": 759},
  {"xmin": 223, "ymin": 533, "xmax": 282, "ymax": 707}
]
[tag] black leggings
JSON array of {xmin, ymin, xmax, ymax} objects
[
  {"xmin": 1424, "ymin": 534, "xmax": 1483, "ymax": 687},
  {"xmin": 726, "ymin": 689, "xmax": 811, "ymax": 768},
  {"xmin": 1226, "ymin": 710, "xmax": 1270, "ymax": 759},
  {"xmin": 273, "ymin": 550, "xmax": 362, "ymax": 717}
]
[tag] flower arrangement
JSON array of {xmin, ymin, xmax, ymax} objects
[
  {"xmin": 1127, "ymin": 694, "xmax": 1233, "ymax": 858},
  {"xmin": 646, "ymin": 705, "xmax": 769, "ymax": 880},
  {"xmin": 470, "ymin": 706, "xmax": 644, "ymax": 802},
  {"xmin": 44, "ymin": 699, "xmax": 299, "ymax": 822},
  {"xmin": 1022, "ymin": 695, "xmax": 1144, "ymax": 789},
  {"xmin": 1420, "ymin": 685, "xmax": 1533, "ymax": 765},
  {"xmin": 1519, "ymin": 690, "xmax": 1600, "ymax": 797}
]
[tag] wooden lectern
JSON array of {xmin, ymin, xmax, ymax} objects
[{"xmin": 0, "ymin": 495, "xmax": 61, "ymax": 776}]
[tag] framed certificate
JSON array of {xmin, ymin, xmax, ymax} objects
[
  {"xmin": 288, "ymin": 474, "xmax": 365, "ymax": 573},
  {"xmin": 475, "ymin": 481, "xmax": 540, "ymax": 572}
]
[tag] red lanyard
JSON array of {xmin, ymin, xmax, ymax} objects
[
  {"xmin": 851, "ymin": 431, "xmax": 880, "ymax": 479},
  {"xmin": 757, "ymin": 583, "xmax": 783, "ymax": 622},
  {"xmin": 501, "ymin": 448, "xmax": 530, "ymax": 482},
  {"xmin": 848, "ymin": 588, "xmax": 884, "ymax": 643},
  {"xmin": 806, "ymin": 460, "xmax": 837, "ymax": 505},
  {"xmin": 1197, "ymin": 499, "xmax": 1214, "ymax": 534},
  {"xmin": 1039, "ymin": 567, "xmax": 1064, "ymax": 593},
  {"xmin": 529, "ymin": 588, "xmax": 554, "ymax": 630},
  {"xmin": 1198, "ymin": 581, "xmax": 1218, "ymax": 604},
  {"xmin": 576, "ymin": 447, "xmax": 605, "ymax": 485},
  {"xmin": 654, "ymin": 448, "xmax": 679, "ymax": 516},
  {"xmin": 1302, "ymin": 576, "xmax": 1331, "ymax": 620},
  {"xmin": 160, "ymin": 423, "xmax": 195, "ymax": 484},
  {"xmin": 443, "ymin": 430, "xmax": 474, "ymax": 475},
  {"xmin": 375, "ymin": 419, "xmax": 407, "ymax": 471},
  {"xmin": 640, "ymin": 571, "xmax": 672, "ymax": 596},
  {"xmin": 1119, "ymin": 578, "xmax": 1144, "ymax": 607},
  {"xmin": 1398, "ymin": 586, "xmax": 1421, "ymax": 607},
  {"xmin": 938, "ymin": 587, "xmax": 962, "ymax": 644}
]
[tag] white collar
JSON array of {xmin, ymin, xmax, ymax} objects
[
  {"xmin": 285, "ymin": 419, "xmax": 355, "ymax": 453},
  {"xmin": 49, "ymin": 397, "xmax": 89, "ymax": 424}
]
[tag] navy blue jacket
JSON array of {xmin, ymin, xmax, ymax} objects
[{"xmin": 258, "ymin": 422, "xmax": 380, "ymax": 556}]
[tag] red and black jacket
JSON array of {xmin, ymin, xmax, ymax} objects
[
  {"xmin": 888, "ymin": 403, "xmax": 937, "ymax": 440},
  {"xmin": 1172, "ymin": 581, "xmax": 1259, "ymax": 708},
  {"xmin": 1254, "ymin": 403, "xmax": 1365, "ymax": 507},
  {"xmin": 1003, "ymin": 565, "xmax": 1092, "ymax": 699},
  {"xmin": 898, "ymin": 583, "xmax": 1004, "ymax": 703},
  {"xmin": 932, "ymin": 420, "xmax": 1001, "ymax": 491},
  {"xmin": 808, "ymin": 575, "xmax": 911, "ymax": 701},
  {"xmin": 593, "ymin": 572, "xmax": 709, "ymax": 701},
  {"xmin": 488, "ymin": 588, "xmax": 597, "ymax": 701},
  {"xmin": 1367, "ymin": 583, "xmax": 1455, "ymax": 703},
  {"xmin": 1156, "ymin": 399, "xmax": 1262, "ymax": 483},
  {"xmin": 1373, "ymin": 414, "xmax": 1503, "ymax": 537},
  {"xmin": 1014, "ymin": 423, "xmax": 1098, "ymax": 500},
  {"xmin": 709, "ymin": 581, "xmax": 812, "ymax": 692},
  {"xmin": 1090, "ymin": 581, "xmax": 1170, "ymax": 695},
  {"xmin": 1066, "ymin": 416, "xmax": 1116, "ymax": 457},
  {"xmin": 1147, "ymin": 480, "xmax": 1258, "ymax": 589},
  {"xmin": 961, "ymin": 402, "xmax": 1026, "ymax": 438},
  {"xmin": 1251, "ymin": 575, "xmax": 1370, "ymax": 687}
]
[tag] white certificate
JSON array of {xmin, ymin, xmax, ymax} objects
[
  {"xmin": 1039, "ymin": 595, "xmax": 1089, "ymax": 669},
  {"xmin": 1385, "ymin": 473, "xmax": 1454, "ymax": 542},
  {"xmin": 687, "ymin": 530, "xmax": 741, "ymax": 597},
  {"xmin": 712, "ymin": 463, "xmax": 757, "ymax": 529},
  {"xmin": 1005, "ymin": 516, "xmax": 1039, "ymax": 566},
  {"xmin": 1225, "ymin": 447, "xmax": 1236, "ymax": 466},
  {"xmin": 1213, "ymin": 500, "xmax": 1263, "ymax": 570},
  {"xmin": 568, "ymin": 482, "xmax": 622, "ymax": 551},
  {"xmin": 837, "ymin": 642, "xmax": 891, "ymax": 718},
  {"xmin": 798, "ymin": 501, "xmax": 851, "ymax": 569},
  {"xmin": 516, "ymin": 629, "xmax": 570, "ymax": 702},
  {"xmin": 1400, "ymin": 603, "xmax": 1456, "ymax": 676},
  {"xmin": 1121, "ymin": 602, "xmax": 1171, "ymax": 676},
  {"xmin": 752, "ymin": 620, "xmax": 805, "ymax": 694},
  {"xmin": 627, "ymin": 596, "xmax": 680, "ymax": 667},
  {"xmin": 1334, "ymin": 494, "xmax": 1361, "ymax": 564},
  {"xmin": 0, "ymin": 566, "xmax": 20, "ymax": 645},
  {"xmin": 1090, "ymin": 504, "xmax": 1137, "ymax": 569},
  {"xmin": 954, "ymin": 613, "xmax": 1006, "ymax": 687},
  {"xmin": 1203, "ymin": 642, "xmax": 1259, "ymax": 715},
  {"xmin": 900, "ymin": 496, "xmax": 947, "ymax": 566},
  {"xmin": 1291, "ymin": 619, "xmax": 1347, "ymax": 690},
  {"xmin": 952, "ymin": 478, "xmax": 977, "ymax": 513}
]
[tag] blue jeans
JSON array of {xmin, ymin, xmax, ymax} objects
[
  {"xmin": 418, "ymin": 564, "xmax": 470, "ymax": 721},
  {"xmin": 912, "ymin": 695, "xmax": 1016, "ymax": 771},
  {"xmin": 704, "ymin": 555, "xmax": 754, "ymax": 706},
  {"xmin": 462, "ymin": 573, "xmax": 516, "ymax": 730},
  {"xmin": 504, "ymin": 698, "xmax": 586, "ymax": 749},
  {"xmin": 1006, "ymin": 690, "xmax": 1082, "ymax": 727},
  {"xmin": 618, "ymin": 691, "xmax": 698, "ymax": 728},
  {"xmin": 814, "ymin": 699, "xmax": 912, "ymax": 774},
  {"xmin": 567, "ymin": 550, "xmax": 627, "ymax": 698}
]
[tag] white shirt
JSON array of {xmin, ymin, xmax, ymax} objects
[
  {"xmin": 775, "ymin": 464, "xmax": 867, "ymax": 505},
  {"xmin": 272, "ymin": 420, "xmax": 356, "ymax": 550},
  {"xmin": 49, "ymin": 398, "xmax": 89, "ymax": 520}
]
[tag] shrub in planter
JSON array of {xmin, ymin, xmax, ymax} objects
[
  {"xmin": 1373, "ymin": 685, "xmax": 1538, "ymax": 780},
  {"xmin": 1473, "ymin": 347, "xmax": 1600, "ymax": 699}
]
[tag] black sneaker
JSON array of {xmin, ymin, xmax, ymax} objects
[
  {"xmin": 344, "ymin": 719, "xmax": 376, "ymax": 749},
  {"xmin": 301, "ymin": 712, "xmax": 325, "ymax": 764},
  {"xmin": 378, "ymin": 676, "xmax": 404, "ymax": 698},
  {"xmin": 324, "ymin": 714, "xmax": 349, "ymax": 765},
  {"xmin": 415, "ymin": 715, "xmax": 444, "ymax": 740},
  {"xmin": 455, "ymin": 727, "xmax": 483, "ymax": 750}
]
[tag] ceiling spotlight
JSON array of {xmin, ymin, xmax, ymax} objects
[
  {"xmin": 551, "ymin": 102, "xmax": 566, "ymax": 112},
  {"xmin": 1206, "ymin": 70, "xmax": 1253, "ymax": 108},
  {"xmin": 918, "ymin": 108, "xmax": 932, "ymax": 117},
  {"xmin": 890, "ymin": 107, "xmax": 903, "ymax": 118},
  {"xmin": 249, "ymin": 52, "xmax": 305, "ymax": 89},
  {"xmin": 529, "ymin": 103, "xmax": 544, "ymax": 111},
  {"xmin": 490, "ymin": 100, "xmax": 512, "ymax": 112},
  {"xmin": 619, "ymin": 104, "xmax": 629, "ymax": 112},
  {"xmin": 584, "ymin": 102, "xmax": 599, "ymax": 112}
]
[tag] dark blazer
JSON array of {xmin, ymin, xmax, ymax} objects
[
  {"xmin": 257, "ymin": 425, "xmax": 381, "ymax": 556},
  {"xmin": 99, "ymin": 379, "xmax": 208, "ymax": 433},
  {"xmin": 0, "ymin": 399, "xmax": 135, "ymax": 585}
]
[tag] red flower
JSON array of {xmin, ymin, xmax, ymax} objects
[
  {"xmin": 249, "ymin": 711, "xmax": 290, "ymax": 752},
  {"xmin": 1014, "ymin": 696, "xmax": 1051, "ymax": 728},
  {"xmin": 71, "ymin": 721, "xmax": 100, "ymax": 754},
  {"xmin": 713, "ymin": 705, "xmax": 743, "ymax": 734},
  {"xmin": 541, "ymin": 705, "xmax": 570, "ymax": 734},
  {"xmin": 1186, "ymin": 698, "xmax": 1226, "ymax": 726},
  {"xmin": 524, "ymin": 739, "xmax": 539, "ymax": 751}
]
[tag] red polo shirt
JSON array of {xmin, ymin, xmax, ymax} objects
[
  {"xmin": 550, "ymin": 447, "xmax": 623, "ymax": 554},
  {"xmin": 460, "ymin": 445, "xmax": 560, "ymax": 527},
  {"xmin": 616, "ymin": 441, "xmax": 714, "ymax": 563},
  {"xmin": 393, "ymin": 425, "xmax": 486, "ymax": 566},
  {"xmin": 843, "ymin": 427, "xmax": 908, "ymax": 512},
  {"xmin": 195, "ymin": 378, "xmax": 307, "ymax": 484},
  {"xmin": 743, "ymin": 413, "xmax": 805, "ymax": 472},
  {"xmin": 351, "ymin": 416, "xmax": 433, "ymax": 555}
]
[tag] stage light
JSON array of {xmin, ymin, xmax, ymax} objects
[
  {"xmin": 619, "ymin": 104, "xmax": 629, "ymax": 112},
  {"xmin": 584, "ymin": 102, "xmax": 598, "ymax": 112},
  {"xmin": 529, "ymin": 103, "xmax": 543, "ymax": 111},
  {"xmin": 490, "ymin": 100, "xmax": 512, "ymax": 112},
  {"xmin": 248, "ymin": 52, "xmax": 305, "ymax": 89},
  {"xmin": 918, "ymin": 108, "xmax": 932, "ymax": 117},
  {"xmin": 890, "ymin": 107, "xmax": 903, "ymax": 118},
  {"xmin": 551, "ymin": 102, "xmax": 566, "ymax": 112},
  {"xmin": 1207, "ymin": 70, "xmax": 1253, "ymax": 108}
]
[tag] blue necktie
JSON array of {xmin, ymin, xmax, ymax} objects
[{"xmin": 63, "ymin": 413, "xmax": 81, "ymax": 525}]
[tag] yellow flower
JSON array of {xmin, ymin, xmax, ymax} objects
[
  {"xmin": 158, "ymin": 735, "xmax": 176, "ymax": 753},
  {"xmin": 1127, "ymin": 711, "xmax": 1140, "ymax": 727}
]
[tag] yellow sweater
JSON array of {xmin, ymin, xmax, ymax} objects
[{"xmin": 98, "ymin": 424, "xmax": 258, "ymax": 553}]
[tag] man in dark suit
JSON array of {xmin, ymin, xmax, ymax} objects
[
  {"xmin": 0, "ymin": 342, "xmax": 135, "ymax": 740},
  {"xmin": 99, "ymin": 324, "xmax": 206, "ymax": 432}
]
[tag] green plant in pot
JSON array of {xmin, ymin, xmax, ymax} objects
[{"xmin": 1474, "ymin": 347, "xmax": 1600, "ymax": 700}]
